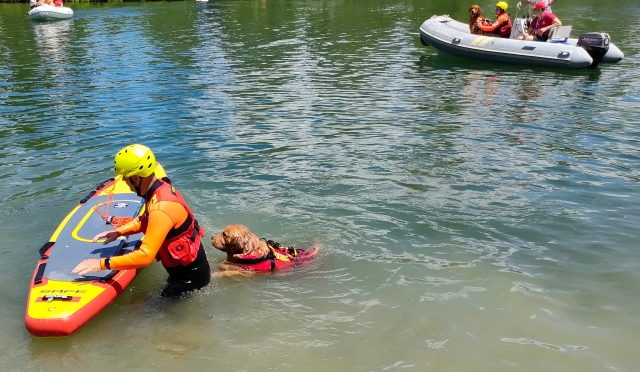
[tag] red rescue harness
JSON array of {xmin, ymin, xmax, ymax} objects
[
  {"xmin": 232, "ymin": 240, "xmax": 318, "ymax": 271},
  {"xmin": 141, "ymin": 178, "xmax": 205, "ymax": 268}
]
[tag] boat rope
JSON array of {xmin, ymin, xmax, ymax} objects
[{"xmin": 92, "ymin": 186, "xmax": 133, "ymax": 228}]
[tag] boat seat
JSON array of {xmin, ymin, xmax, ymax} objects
[{"xmin": 547, "ymin": 26, "xmax": 572, "ymax": 41}]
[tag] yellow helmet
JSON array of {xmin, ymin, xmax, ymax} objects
[
  {"xmin": 113, "ymin": 144, "xmax": 157, "ymax": 178},
  {"xmin": 496, "ymin": 1, "xmax": 508, "ymax": 10}
]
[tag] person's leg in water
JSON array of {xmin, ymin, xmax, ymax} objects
[{"xmin": 161, "ymin": 243, "xmax": 211, "ymax": 298}]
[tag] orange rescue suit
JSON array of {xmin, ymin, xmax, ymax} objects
[
  {"xmin": 478, "ymin": 12, "xmax": 512, "ymax": 38},
  {"xmin": 100, "ymin": 178, "xmax": 204, "ymax": 270}
]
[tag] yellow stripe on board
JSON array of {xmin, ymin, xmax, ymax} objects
[
  {"xmin": 478, "ymin": 37, "xmax": 493, "ymax": 46},
  {"xmin": 49, "ymin": 205, "xmax": 81, "ymax": 242},
  {"xmin": 72, "ymin": 199, "xmax": 143, "ymax": 242},
  {"xmin": 471, "ymin": 36, "xmax": 487, "ymax": 45},
  {"xmin": 72, "ymin": 203, "xmax": 106, "ymax": 242}
]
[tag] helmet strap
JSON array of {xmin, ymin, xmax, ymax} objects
[
  {"xmin": 134, "ymin": 182, "xmax": 143, "ymax": 198},
  {"xmin": 128, "ymin": 176, "xmax": 144, "ymax": 197}
]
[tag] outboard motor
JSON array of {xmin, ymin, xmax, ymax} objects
[{"xmin": 577, "ymin": 32, "xmax": 610, "ymax": 68}]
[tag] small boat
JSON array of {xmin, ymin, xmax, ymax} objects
[
  {"xmin": 419, "ymin": 14, "xmax": 624, "ymax": 69},
  {"xmin": 28, "ymin": 5, "xmax": 73, "ymax": 21},
  {"xmin": 24, "ymin": 165, "xmax": 167, "ymax": 337}
]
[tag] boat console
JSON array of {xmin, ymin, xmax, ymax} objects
[{"xmin": 510, "ymin": 18, "xmax": 528, "ymax": 39}]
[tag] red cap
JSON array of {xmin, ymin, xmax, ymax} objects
[{"xmin": 531, "ymin": 1, "xmax": 547, "ymax": 9}]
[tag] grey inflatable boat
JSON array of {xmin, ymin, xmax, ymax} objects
[{"xmin": 419, "ymin": 15, "xmax": 624, "ymax": 69}]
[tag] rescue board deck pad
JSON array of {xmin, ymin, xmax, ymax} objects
[{"xmin": 25, "ymin": 166, "xmax": 166, "ymax": 337}]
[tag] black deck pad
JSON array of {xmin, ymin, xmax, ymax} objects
[{"xmin": 43, "ymin": 194, "xmax": 144, "ymax": 282}]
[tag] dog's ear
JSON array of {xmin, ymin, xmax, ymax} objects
[{"xmin": 227, "ymin": 227, "xmax": 258, "ymax": 255}]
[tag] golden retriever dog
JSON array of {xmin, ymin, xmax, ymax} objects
[
  {"xmin": 211, "ymin": 224, "xmax": 319, "ymax": 275},
  {"xmin": 469, "ymin": 5, "xmax": 485, "ymax": 35},
  {"xmin": 212, "ymin": 224, "xmax": 270, "ymax": 261}
]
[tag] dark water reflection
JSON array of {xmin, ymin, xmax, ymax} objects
[{"xmin": 1, "ymin": 1, "xmax": 640, "ymax": 371}]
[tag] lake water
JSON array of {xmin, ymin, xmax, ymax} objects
[{"xmin": 1, "ymin": 0, "xmax": 639, "ymax": 371}]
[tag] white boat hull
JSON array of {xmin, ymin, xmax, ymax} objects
[
  {"xmin": 419, "ymin": 15, "xmax": 623, "ymax": 69},
  {"xmin": 28, "ymin": 5, "xmax": 73, "ymax": 21}
]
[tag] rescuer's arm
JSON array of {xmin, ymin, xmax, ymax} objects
[{"xmin": 101, "ymin": 209, "xmax": 174, "ymax": 270}]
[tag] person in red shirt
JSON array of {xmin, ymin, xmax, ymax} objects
[
  {"xmin": 72, "ymin": 144, "xmax": 211, "ymax": 298},
  {"xmin": 477, "ymin": 2, "xmax": 513, "ymax": 38},
  {"xmin": 518, "ymin": 1, "xmax": 562, "ymax": 41}
]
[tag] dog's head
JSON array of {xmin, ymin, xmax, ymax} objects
[
  {"xmin": 469, "ymin": 5, "xmax": 482, "ymax": 19},
  {"xmin": 211, "ymin": 224, "xmax": 265, "ymax": 257}
]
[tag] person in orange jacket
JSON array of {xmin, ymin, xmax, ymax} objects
[
  {"xmin": 477, "ymin": 1, "xmax": 513, "ymax": 38},
  {"xmin": 72, "ymin": 144, "xmax": 211, "ymax": 298}
]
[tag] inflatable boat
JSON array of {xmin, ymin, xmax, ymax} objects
[
  {"xmin": 28, "ymin": 5, "xmax": 73, "ymax": 21},
  {"xmin": 25, "ymin": 165, "xmax": 166, "ymax": 337},
  {"xmin": 419, "ymin": 14, "xmax": 623, "ymax": 69}
]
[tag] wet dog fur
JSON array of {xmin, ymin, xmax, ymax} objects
[
  {"xmin": 211, "ymin": 224, "xmax": 271, "ymax": 261},
  {"xmin": 469, "ymin": 5, "xmax": 485, "ymax": 35},
  {"xmin": 210, "ymin": 224, "xmax": 271, "ymax": 276}
]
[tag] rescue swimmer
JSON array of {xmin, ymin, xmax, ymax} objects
[
  {"xmin": 72, "ymin": 144, "xmax": 211, "ymax": 298},
  {"xmin": 476, "ymin": 1, "xmax": 513, "ymax": 38}
]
